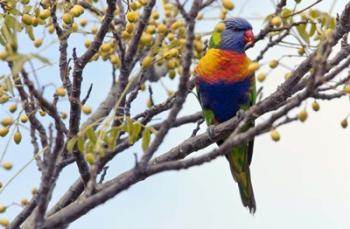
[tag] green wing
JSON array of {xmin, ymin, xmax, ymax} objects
[
  {"xmin": 227, "ymin": 74, "xmax": 257, "ymax": 213},
  {"xmin": 195, "ymin": 86, "xmax": 216, "ymax": 126}
]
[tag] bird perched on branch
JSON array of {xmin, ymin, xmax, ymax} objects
[{"xmin": 194, "ymin": 17, "xmax": 257, "ymax": 213}]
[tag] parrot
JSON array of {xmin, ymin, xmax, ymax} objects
[{"xmin": 194, "ymin": 17, "xmax": 257, "ymax": 213}]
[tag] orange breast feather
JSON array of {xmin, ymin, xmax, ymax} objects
[{"xmin": 195, "ymin": 49, "xmax": 252, "ymax": 83}]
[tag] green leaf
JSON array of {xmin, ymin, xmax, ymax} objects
[
  {"xmin": 2, "ymin": 77, "xmax": 13, "ymax": 95},
  {"xmin": 86, "ymin": 126, "xmax": 97, "ymax": 144},
  {"xmin": 296, "ymin": 24, "xmax": 310, "ymax": 44},
  {"xmin": 107, "ymin": 127, "xmax": 120, "ymax": 150},
  {"xmin": 30, "ymin": 54, "xmax": 51, "ymax": 64},
  {"xmin": 77, "ymin": 134, "xmax": 85, "ymax": 153},
  {"xmin": 5, "ymin": 15, "xmax": 22, "ymax": 32},
  {"xmin": 127, "ymin": 117, "xmax": 134, "ymax": 144},
  {"xmin": 8, "ymin": 54, "xmax": 27, "ymax": 77},
  {"xmin": 132, "ymin": 122, "xmax": 142, "ymax": 143},
  {"xmin": 23, "ymin": 5, "xmax": 32, "ymax": 14},
  {"xmin": 142, "ymin": 128, "xmax": 151, "ymax": 152},
  {"xmin": 8, "ymin": 8, "xmax": 21, "ymax": 16},
  {"xmin": 329, "ymin": 18, "xmax": 336, "ymax": 29},
  {"xmin": 67, "ymin": 136, "xmax": 78, "ymax": 153},
  {"xmin": 25, "ymin": 25, "xmax": 35, "ymax": 41},
  {"xmin": 0, "ymin": 34, "xmax": 5, "ymax": 46},
  {"xmin": 309, "ymin": 23, "xmax": 316, "ymax": 37}
]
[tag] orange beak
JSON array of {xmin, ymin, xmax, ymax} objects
[{"xmin": 244, "ymin": 30, "xmax": 255, "ymax": 46}]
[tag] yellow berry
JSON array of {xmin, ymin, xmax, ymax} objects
[
  {"xmin": 110, "ymin": 55, "xmax": 120, "ymax": 66},
  {"xmin": 146, "ymin": 99, "xmax": 153, "ymax": 108},
  {"xmin": 126, "ymin": 23, "xmax": 134, "ymax": 33},
  {"xmin": 100, "ymin": 43, "xmax": 112, "ymax": 53},
  {"xmin": 168, "ymin": 48, "xmax": 178, "ymax": 57},
  {"xmin": 85, "ymin": 153, "xmax": 95, "ymax": 164},
  {"xmin": 31, "ymin": 17, "xmax": 39, "ymax": 27},
  {"xmin": 127, "ymin": 11, "xmax": 138, "ymax": 23},
  {"xmin": 167, "ymin": 59, "xmax": 177, "ymax": 69},
  {"xmin": 284, "ymin": 72, "xmax": 292, "ymax": 80},
  {"xmin": 269, "ymin": 59, "xmax": 279, "ymax": 69},
  {"xmin": 84, "ymin": 39, "xmax": 92, "ymax": 48},
  {"xmin": 298, "ymin": 47, "xmax": 305, "ymax": 56},
  {"xmin": 1, "ymin": 117, "xmax": 14, "ymax": 126},
  {"xmin": 2, "ymin": 162, "xmax": 13, "ymax": 170},
  {"xmin": 0, "ymin": 204, "xmax": 6, "ymax": 213},
  {"xmin": 39, "ymin": 110, "xmax": 46, "ymax": 116},
  {"xmin": 91, "ymin": 25, "xmax": 98, "ymax": 34},
  {"xmin": 20, "ymin": 114, "xmax": 28, "ymax": 123},
  {"xmin": 71, "ymin": 22, "xmax": 78, "ymax": 32},
  {"xmin": 8, "ymin": 104, "xmax": 17, "ymax": 113},
  {"xmin": 140, "ymin": 33, "xmax": 152, "ymax": 45},
  {"xmin": 0, "ymin": 51, "xmax": 9, "ymax": 60},
  {"xmin": 62, "ymin": 13, "xmax": 73, "ymax": 24},
  {"xmin": 22, "ymin": 14, "xmax": 33, "ymax": 25},
  {"xmin": 139, "ymin": 0, "xmax": 148, "ymax": 6},
  {"xmin": 311, "ymin": 100, "xmax": 320, "ymax": 111},
  {"xmin": 80, "ymin": 18, "xmax": 88, "ymax": 27},
  {"xmin": 70, "ymin": 4, "xmax": 84, "ymax": 17},
  {"xmin": 122, "ymin": 30, "xmax": 132, "ymax": 39},
  {"xmin": 31, "ymin": 187, "xmax": 39, "ymax": 195},
  {"xmin": 151, "ymin": 11, "xmax": 159, "ymax": 20},
  {"xmin": 82, "ymin": 105, "xmax": 92, "ymax": 114},
  {"xmin": 167, "ymin": 32, "xmax": 175, "ymax": 41},
  {"xmin": 129, "ymin": 2, "xmax": 139, "ymax": 10},
  {"xmin": 270, "ymin": 129, "xmax": 280, "ymax": 141},
  {"xmin": 34, "ymin": 39, "xmax": 43, "ymax": 48},
  {"xmin": 39, "ymin": 9, "xmax": 51, "ymax": 20},
  {"xmin": 248, "ymin": 62, "xmax": 260, "ymax": 72},
  {"xmin": 271, "ymin": 16, "xmax": 282, "ymax": 27},
  {"xmin": 0, "ymin": 95, "xmax": 9, "ymax": 104},
  {"xmin": 20, "ymin": 198, "xmax": 29, "ymax": 206},
  {"xmin": 48, "ymin": 24, "xmax": 55, "ymax": 33},
  {"xmin": 215, "ymin": 22, "xmax": 225, "ymax": 32},
  {"xmin": 142, "ymin": 56, "xmax": 153, "ymax": 68},
  {"xmin": 194, "ymin": 40, "xmax": 203, "ymax": 52},
  {"xmin": 13, "ymin": 130, "xmax": 22, "ymax": 144},
  {"xmin": 309, "ymin": 9, "xmax": 319, "ymax": 18},
  {"xmin": 60, "ymin": 112, "xmax": 67, "ymax": 120},
  {"xmin": 171, "ymin": 21, "xmax": 182, "ymax": 30},
  {"xmin": 146, "ymin": 25, "xmax": 156, "ymax": 34},
  {"xmin": 55, "ymin": 87, "xmax": 66, "ymax": 97},
  {"xmin": 222, "ymin": 0, "xmax": 235, "ymax": 10},
  {"xmin": 0, "ymin": 219, "xmax": 9, "ymax": 227},
  {"xmin": 344, "ymin": 84, "xmax": 350, "ymax": 94},
  {"xmin": 257, "ymin": 73, "xmax": 266, "ymax": 82},
  {"xmin": 167, "ymin": 90, "xmax": 174, "ymax": 97},
  {"xmin": 197, "ymin": 14, "xmax": 204, "ymax": 20},
  {"xmin": 168, "ymin": 70, "xmax": 176, "ymax": 79},
  {"xmin": 0, "ymin": 127, "xmax": 9, "ymax": 137},
  {"xmin": 341, "ymin": 119, "xmax": 348, "ymax": 128},
  {"xmin": 298, "ymin": 110, "xmax": 308, "ymax": 122},
  {"xmin": 157, "ymin": 23, "xmax": 167, "ymax": 34}
]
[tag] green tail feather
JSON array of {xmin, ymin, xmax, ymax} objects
[{"xmin": 227, "ymin": 147, "xmax": 256, "ymax": 213}]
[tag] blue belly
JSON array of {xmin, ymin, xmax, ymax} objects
[{"xmin": 196, "ymin": 79, "xmax": 251, "ymax": 123}]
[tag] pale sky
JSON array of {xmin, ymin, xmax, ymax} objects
[{"xmin": 1, "ymin": 0, "xmax": 350, "ymax": 228}]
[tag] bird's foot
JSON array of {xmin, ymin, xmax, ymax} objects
[
  {"xmin": 236, "ymin": 109, "xmax": 245, "ymax": 119},
  {"xmin": 207, "ymin": 125, "xmax": 215, "ymax": 141}
]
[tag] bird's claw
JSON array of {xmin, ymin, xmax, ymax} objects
[
  {"xmin": 207, "ymin": 125, "xmax": 215, "ymax": 141},
  {"xmin": 236, "ymin": 109, "xmax": 245, "ymax": 119}
]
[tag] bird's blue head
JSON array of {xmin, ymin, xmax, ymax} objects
[{"xmin": 218, "ymin": 17, "xmax": 254, "ymax": 53}]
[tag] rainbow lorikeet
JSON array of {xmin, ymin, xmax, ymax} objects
[{"xmin": 194, "ymin": 18, "xmax": 257, "ymax": 213}]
